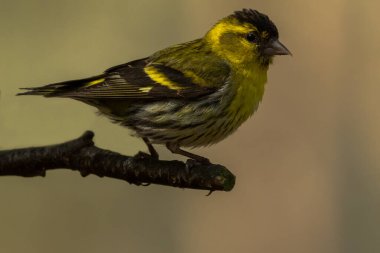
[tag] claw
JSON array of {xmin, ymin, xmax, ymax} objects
[
  {"xmin": 197, "ymin": 157, "xmax": 211, "ymax": 165},
  {"xmin": 186, "ymin": 158, "xmax": 212, "ymax": 168},
  {"xmin": 205, "ymin": 190, "xmax": 215, "ymax": 196},
  {"xmin": 166, "ymin": 142, "xmax": 211, "ymax": 164},
  {"xmin": 134, "ymin": 151, "xmax": 152, "ymax": 160}
]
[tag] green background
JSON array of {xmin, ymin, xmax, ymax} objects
[{"xmin": 1, "ymin": 0, "xmax": 379, "ymax": 252}]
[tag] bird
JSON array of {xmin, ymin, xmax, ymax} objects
[{"xmin": 18, "ymin": 9, "xmax": 291, "ymax": 164}]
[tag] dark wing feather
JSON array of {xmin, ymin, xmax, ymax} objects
[{"xmin": 67, "ymin": 58, "xmax": 216, "ymax": 100}]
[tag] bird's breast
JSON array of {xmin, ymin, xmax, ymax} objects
[{"xmin": 227, "ymin": 67, "xmax": 268, "ymax": 126}]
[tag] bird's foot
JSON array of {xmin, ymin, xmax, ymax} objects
[
  {"xmin": 134, "ymin": 151, "xmax": 158, "ymax": 160},
  {"xmin": 185, "ymin": 158, "xmax": 212, "ymax": 170}
]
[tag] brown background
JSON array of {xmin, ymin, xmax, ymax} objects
[{"xmin": 1, "ymin": 0, "xmax": 379, "ymax": 252}]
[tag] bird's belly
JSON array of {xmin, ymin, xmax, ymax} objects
[
  {"xmin": 137, "ymin": 114, "xmax": 240, "ymax": 147},
  {"xmin": 120, "ymin": 99, "xmax": 250, "ymax": 148}
]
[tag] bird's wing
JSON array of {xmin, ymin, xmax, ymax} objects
[{"xmin": 66, "ymin": 58, "xmax": 217, "ymax": 100}]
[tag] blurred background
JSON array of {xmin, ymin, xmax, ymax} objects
[{"xmin": 1, "ymin": 0, "xmax": 379, "ymax": 252}]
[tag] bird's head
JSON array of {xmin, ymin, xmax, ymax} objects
[{"xmin": 205, "ymin": 9, "xmax": 291, "ymax": 67}]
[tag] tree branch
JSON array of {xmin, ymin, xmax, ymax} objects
[{"xmin": 0, "ymin": 131, "xmax": 235, "ymax": 192}]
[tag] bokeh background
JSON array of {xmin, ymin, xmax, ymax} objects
[{"xmin": 1, "ymin": 0, "xmax": 379, "ymax": 252}]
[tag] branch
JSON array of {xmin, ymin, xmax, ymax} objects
[{"xmin": 0, "ymin": 131, "xmax": 235, "ymax": 193}]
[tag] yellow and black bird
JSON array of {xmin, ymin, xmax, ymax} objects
[{"xmin": 18, "ymin": 9, "xmax": 291, "ymax": 164}]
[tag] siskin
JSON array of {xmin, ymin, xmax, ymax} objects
[{"xmin": 18, "ymin": 9, "xmax": 291, "ymax": 164}]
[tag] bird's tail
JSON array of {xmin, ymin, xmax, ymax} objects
[{"xmin": 17, "ymin": 74, "xmax": 105, "ymax": 97}]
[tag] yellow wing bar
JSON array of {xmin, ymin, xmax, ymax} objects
[{"xmin": 144, "ymin": 66, "xmax": 184, "ymax": 90}]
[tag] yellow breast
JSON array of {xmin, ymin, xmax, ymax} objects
[{"xmin": 228, "ymin": 65, "xmax": 268, "ymax": 125}]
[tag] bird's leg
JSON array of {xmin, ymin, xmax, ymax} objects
[
  {"xmin": 142, "ymin": 137, "xmax": 159, "ymax": 160},
  {"xmin": 166, "ymin": 142, "xmax": 210, "ymax": 164}
]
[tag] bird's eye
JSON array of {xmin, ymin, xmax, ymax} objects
[{"xmin": 246, "ymin": 32, "xmax": 258, "ymax": 43}]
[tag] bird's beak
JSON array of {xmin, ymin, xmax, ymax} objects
[{"xmin": 263, "ymin": 39, "xmax": 292, "ymax": 56}]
